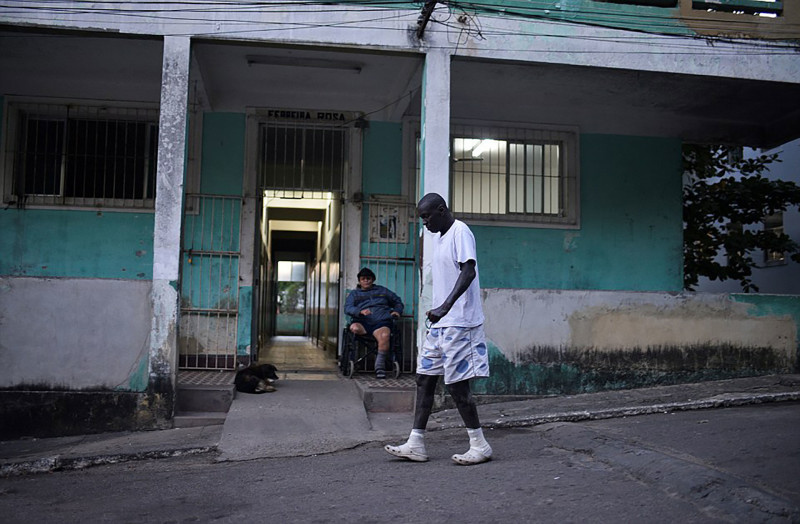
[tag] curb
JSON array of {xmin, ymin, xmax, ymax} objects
[
  {"xmin": 0, "ymin": 446, "xmax": 217, "ymax": 477},
  {"xmin": 434, "ymin": 391, "xmax": 800, "ymax": 431}
]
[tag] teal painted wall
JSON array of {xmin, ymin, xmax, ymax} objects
[
  {"xmin": 362, "ymin": 121, "xmax": 403, "ymax": 196},
  {"xmin": 200, "ymin": 113, "xmax": 246, "ymax": 196},
  {"xmin": 476, "ymin": 134, "xmax": 684, "ymax": 292},
  {"xmin": 0, "ymin": 209, "xmax": 154, "ymax": 279},
  {"xmin": 181, "ymin": 112, "xmax": 249, "ymax": 361},
  {"xmin": 0, "ymin": 93, "xmax": 155, "ymax": 280}
]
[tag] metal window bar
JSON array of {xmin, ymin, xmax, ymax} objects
[
  {"xmin": 448, "ymin": 124, "xmax": 574, "ymax": 225},
  {"xmin": 180, "ymin": 194, "xmax": 242, "ymax": 370},
  {"xmin": 5, "ymin": 101, "xmax": 158, "ymax": 209},
  {"xmin": 258, "ymin": 121, "xmax": 347, "ymax": 194}
]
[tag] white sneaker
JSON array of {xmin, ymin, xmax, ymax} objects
[
  {"xmin": 384, "ymin": 441, "xmax": 429, "ymax": 462},
  {"xmin": 452, "ymin": 445, "xmax": 492, "ymax": 465}
]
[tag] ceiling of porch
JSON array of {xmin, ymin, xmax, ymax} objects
[{"xmin": 2, "ymin": 27, "xmax": 798, "ymax": 148}]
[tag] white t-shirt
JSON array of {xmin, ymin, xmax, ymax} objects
[{"xmin": 429, "ymin": 219, "xmax": 485, "ymax": 328}]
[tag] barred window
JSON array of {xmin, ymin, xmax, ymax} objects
[
  {"xmin": 763, "ymin": 212, "xmax": 786, "ymax": 266},
  {"xmin": 450, "ymin": 125, "xmax": 579, "ymax": 227},
  {"xmin": 2, "ymin": 100, "xmax": 159, "ymax": 209},
  {"xmin": 692, "ymin": 0, "xmax": 782, "ymax": 17}
]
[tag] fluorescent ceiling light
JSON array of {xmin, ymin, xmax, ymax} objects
[
  {"xmin": 246, "ymin": 54, "xmax": 362, "ymax": 73},
  {"xmin": 472, "ymin": 139, "xmax": 500, "ymax": 158}
]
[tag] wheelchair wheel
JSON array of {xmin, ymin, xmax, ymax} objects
[
  {"xmin": 392, "ymin": 360, "xmax": 401, "ymax": 379},
  {"xmin": 346, "ymin": 360, "xmax": 356, "ymax": 379}
]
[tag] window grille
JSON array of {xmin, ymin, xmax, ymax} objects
[
  {"xmin": 258, "ymin": 122, "xmax": 347, "ymax": 194},
  {"xmin": 763, "ymin": 212, "xmax": 786, "ymax": 265},
  {"xmin": 2, "ymin": 100, "xmax": 159, "ymax": 209},
  {"xmin": 692, "ymin": 0, "xmax": 782, "ymax": 17},
  {"xmin": 449, "ymin": 124, "xmax": 579, "ymax": 226}
]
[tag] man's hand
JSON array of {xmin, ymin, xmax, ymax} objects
[
  {"xmin": 360, "ymin": 309, "xmax": 372, "ymax": 316},
  {"xmin": 391, "ymin": 311, "xmax": 401, "ymax": 318},
  {"xmin": 425, "ymin": 305, "xmax": 449, "ymax": 324}
]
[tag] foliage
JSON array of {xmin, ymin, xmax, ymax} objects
[
  {"xmin": 277, "ymin": 281, "xmax": 305, "ymax": 312},
  {"xmin": 683, "ymin": 144, "xmax": 800, "ymax": 292}
]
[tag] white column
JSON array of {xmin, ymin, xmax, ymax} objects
[
  {"xmin": 150, "ymin": 36, "xmax": 191, "ymax": 397},
  {"xmin": 418, "ymin": 48, "xmax": 452, "ymax": 348},
  {"xmin": 420, "ymin": 48, "xmax": 451, "ymax": 202}
]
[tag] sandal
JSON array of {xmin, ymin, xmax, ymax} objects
[{"xmin": 375, "ymin": 368, "xmax": 386, "ymax": 379}]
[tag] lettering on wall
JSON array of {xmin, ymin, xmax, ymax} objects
[{"xmin": 265, "ymin": 109, "xmax": 356, "ymax": 122}]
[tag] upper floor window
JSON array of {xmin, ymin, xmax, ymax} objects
[
  {"xmin": 763, "ymin": 212, "xmax": 787, "ymax": 265},
  {"xmin": 692, "ymin": 0, "xmax": 782, "ymax": 17},
  {"xmin": 449, "ymin": 124, "xmax": 579, "ymax": 227},
  {"xmin": 2, "ymin": 99, "xmax": 159, "ymax": 209}
]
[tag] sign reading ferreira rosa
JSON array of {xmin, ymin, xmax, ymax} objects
[{"xmin": 266, "ymin": 109, "xmax": 357, "ymax": 122}]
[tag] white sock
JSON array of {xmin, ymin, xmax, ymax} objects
[
  {"xmin": 409, "ymin": 429, "xmax": 425, "ymax": 445},
  {"xmin": 467, "ymin": 428, "xmax": 491, "ymax": 454}
]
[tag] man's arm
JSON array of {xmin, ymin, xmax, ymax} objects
[
  {"xmin": 426, "ymin": 259, "xmax": 476, "ymax": 324},
  {"xmin": 389, "ymin": 288, "xmax": 404, "ymax": 317},
  {"xmin": 344, "ymin": 291, "xmax": 360, "ymax": 317}
]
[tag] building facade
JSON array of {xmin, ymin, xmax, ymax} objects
[{"xmin": 1, "ymin": 0, "xmax": 799, "ymax": 436}]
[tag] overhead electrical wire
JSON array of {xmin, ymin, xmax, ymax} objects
[
  {"xmin": 0, "ymin": 0, "xmax": 797, "ymax": 53},
  {"xmin": 3, "ymin": 0, "xmax": 797, "ymax": 33}
]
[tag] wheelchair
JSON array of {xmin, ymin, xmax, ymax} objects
[{"xmin": 339, "ymin": 317, "xmax": 402, "ymax": 379}]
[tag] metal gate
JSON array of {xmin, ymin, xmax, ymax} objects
[
  {"xmin": 179, "ymin": 193, "xmax": 242, "ymax": 369},
  {"xmin": 358, "ymin": 199, "xmax": 419, "ymax": 374}
]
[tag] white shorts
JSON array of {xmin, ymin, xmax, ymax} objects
[{"xmin": 417, "ymin": 325, "xmax": 490, "ymax": 384}]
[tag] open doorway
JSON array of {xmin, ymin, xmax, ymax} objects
[
  {"xmin": 255, "ymin": 191, "xmax": 342, "ymax": 373},
  {"xmin": 250, "ymin": 112, "xmax": 350, "ymax": 372}
]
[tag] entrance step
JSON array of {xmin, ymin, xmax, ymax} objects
[
  {"xmin": 353, "ymin": 375, "xmax": 415, "ymax": 413},
  {"xmin": 175, "ymin": 371, "xmax": 236, "ymax": 428},
  {"xmin": 173, "ymin": 411, "xmax": 228, "ymax": 428}
]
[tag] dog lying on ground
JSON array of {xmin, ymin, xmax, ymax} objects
[{"xmin": 234, "ymin": 363, "xmax": 279, "ymax": 393}]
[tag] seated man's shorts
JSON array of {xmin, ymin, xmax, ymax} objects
[
  {"xmin": 417, "ymin": 325, "xmax": 490, "ymax": 385},
  {"xmin": 354, "ymin": 317, "xmax": 392, "ymax": 336}
]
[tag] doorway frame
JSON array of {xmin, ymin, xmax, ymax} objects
[{"xmin": 243, "ymin": 107, "xmax": 364, "ymax": 364}]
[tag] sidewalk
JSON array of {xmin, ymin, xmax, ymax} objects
[{"xmin": 2, "ymin": 373, "xmax": 799, "ymax": 476}]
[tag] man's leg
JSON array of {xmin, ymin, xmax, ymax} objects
[
  {"xmin": 372, "ymin": 326, "xmax": 391, "ymax": 377},
  {"xmin": 349, "ymin": 323, "xmax": 366, "ymax": 336},
  {"xmin": 413, "ymin": 374, "xmax": 439, "ymax": 429},
  {"xmin": 448, "ymin": 380, "xmax": 492, "ymax": 465},
  {"xmin": 445, "ymin": 380, "xmax": 479, "ymax": 429},
  {"xmin": 384, "ymin": 374, "xmax": 439, "ymax": 462}
]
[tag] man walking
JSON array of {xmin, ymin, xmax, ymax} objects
[{"xmin": 384, "ymin": 193, "xmax": 492, "ymax": 465}]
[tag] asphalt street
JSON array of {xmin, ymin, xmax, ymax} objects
[{"xmin": 1, "ymin": 402, "xmax": 798, "ymax": 523}]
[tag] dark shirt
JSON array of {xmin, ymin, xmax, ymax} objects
[{"xmin": 344, "ymin": 284, "xmax": 404, "ymax": 324}]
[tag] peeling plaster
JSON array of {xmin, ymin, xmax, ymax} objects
[{"xmin": 482, "ymin": 289, "xmax": 798, "ymax": 368}]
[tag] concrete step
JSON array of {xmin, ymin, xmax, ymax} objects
[
  {"xmin": 176, "ymin": 384, "xmax": 235, "ymax": 413},
  {"xmin": 173, "ymin": 411, "xmax": 228, "ymax": 428},
  {"xmin": 353, "ymin": 375, "xmax": 415, "ymax": 413}
]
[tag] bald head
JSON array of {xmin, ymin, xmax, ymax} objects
[
  {"xmin": 417, "ymin": 192, "xmax": 454, "ymax": 234},
  {"xmin": 418, "ymin": 192, "xmax": 447, "ymax": 211}
]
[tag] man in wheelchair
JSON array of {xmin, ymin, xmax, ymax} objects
[{"xmin": 344, "ymin": 267, "xmax": 404, "ymax": 378}]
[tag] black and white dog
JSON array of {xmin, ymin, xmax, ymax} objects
[{"xmin": 234, "ymin": 363, "xmax": 279, "ymax": 394}]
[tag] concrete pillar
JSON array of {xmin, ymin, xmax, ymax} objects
[
  {"xmin": 148, "ymin": 36, "xmax": 191, "ymax": 421},
  {"xmin": 418, "ymin": 49, "xmax": 452, "ymax": 347},
  {"xmin": 420, "ymin": 48, "xmax": 451, "ymax": 201}
]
